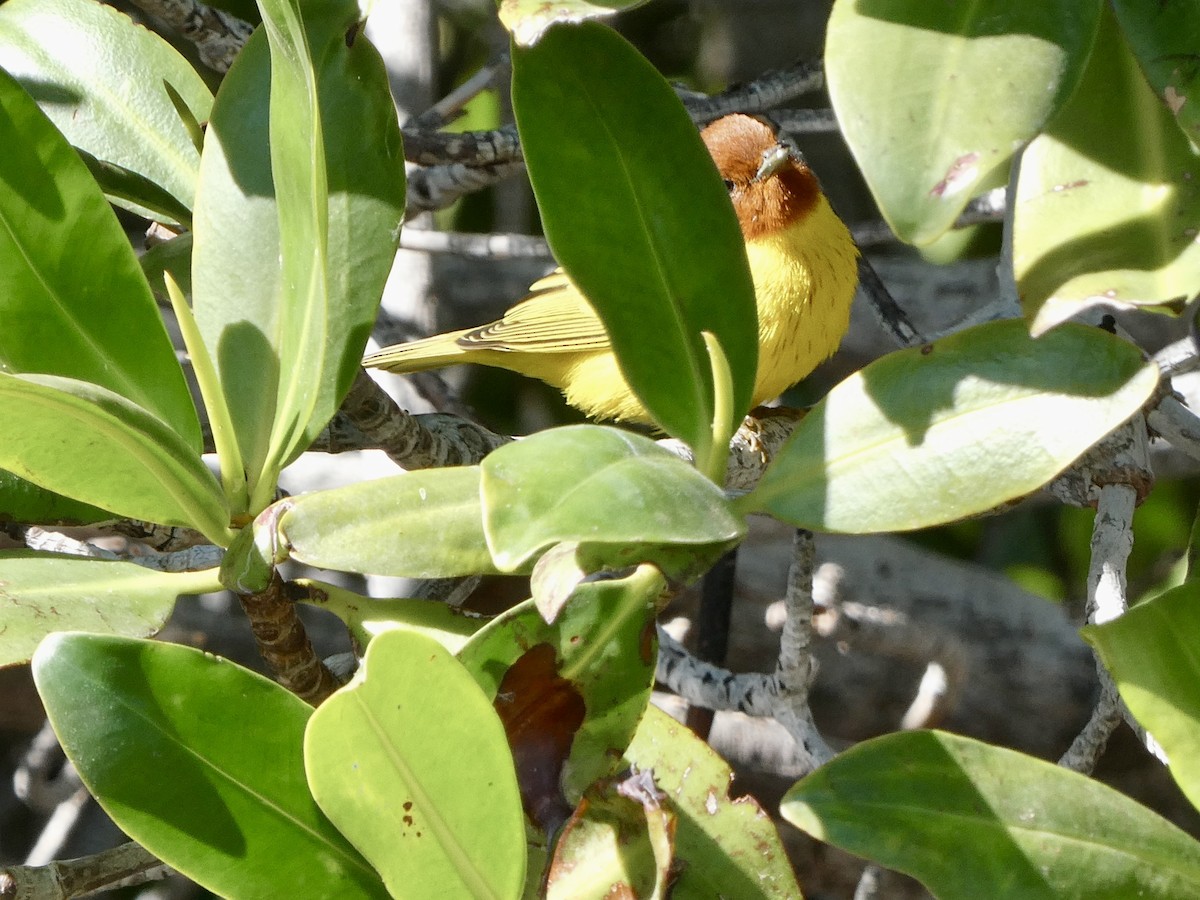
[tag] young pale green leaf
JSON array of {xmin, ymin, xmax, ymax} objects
[
  {"xmin": 0, "ymin": 374, "xmax": 230, "ymax": 546},
  {"xmin": 0, "ymin": 0, "xmax": 212, "ymax": 221},
  {"xmin": 295, "ymin": 578, "xmax": 485, "ymax": 653},
  {"xmin": 277, "ymin": 467, "xmax": 498, "ymax": 578},
  {"xmin": 499, "ymin": 0, "xmax": 650, "ymax": 46},
  {"xmin": 1015, "ymin": 8, "xmax": 1200, "ymax": 335},
  {"xmin": 193, "ymin": 1, "xmax": 404, "ymax": 510},
  {"xmin": 480, "ymin": 425, "xmax": 744, "ymax": 571},
  {"xmin": 511, "ymin": 22, "xmax": 757, "ymax": 457},
  {"xmin": 0, "ymin": 67, "xmax": 200, "ymax": 447},
  {"xmin": 33, "ymin": 633, "xmax": 388, "ymax": 898},
  {"xmin": 1111, "ymin": 0, "xmax": 1200, "ymax": 147},
  {"xmin": 0, "ymin": 469, "xmax": 110, "ymax": 526},
  {"xmin": 458, "ymin": 565, "xmax": 662, "ymax": 809},
  {"xmin": 305, "ymin": 629, "xmax": 526, "ymax": 900},
  {"xmin": 0, "ymin": 554, "xmax": 218, "ymax": 668},
  {"xmin": 1085, "ymin": 582, "xmax": 1200, "ymax": 811},
  {"xmin": 624, "ymin": 706, "xmax": 801, "ymax": 899},
  {"xmin": 825, "ymin": 0, "xmax": 1101, "ymax": 245},
  {"xmin": 743, "ymin": 321, "xmax": 1158, "ymax": 533},
  {"xmin": 782, "ymin": 730, "xmax": 1200, "ymax": 899}
]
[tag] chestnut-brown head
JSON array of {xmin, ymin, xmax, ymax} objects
[{"xmin": 701, "ymin": 114, "xmax": 821, "ymax": 241}]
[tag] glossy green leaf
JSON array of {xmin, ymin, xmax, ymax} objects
[
  {"xmin": 0, "ymin": 67, "xmax": 200, "ymax": 446},
  {"xmin": 512, "ymin": 23, "xmax": 757, "ymax": 458},
  {"xmin": 1085, "ymin": 582, "xmax": 1200, "ymax": 811},
  {"xmin": 499, "ymin": 0, "xmax": 650, "ymax": 46},
  {"xmin": 305, "ymin": 629, "xmax": 525, "ymax": 900},
  {"xmin": 193, "ymin": 1, "xmax": 404, "ymax": 510},
  {"xmin": 0, "ymin": 0, "xmax": 213, "ymax": 221},
  {"xmin": 826, "ymin": 0, "xmax": 1102, "ymax": 245},
  {"xmin": 743, "ymin": 321, "xmax": 1158, "ymax": 533},
  {"xmin": 0, "ymin": 374, "xmax": 230, "ymax": 546},
  {"xmin": 1111, "ymin": 0, "xmax": 1200, "ymax": 147},
  {"xmin": 782, "ymin": 730, "xmax": 1200, "ymax": 899},
  {"xmin": 278, "ymin": 467, "xmax": 497, "ymax": 578},
  {"xmin": 32, "ymin": 633, "xmax": 388, "ymax": 898},
  {"xmin": 458, "ymin": 565, "xmax": 662, "ymax": 806},
  {"xmin": 0, "ymin": 469, "xmax": 110, "ymax": 525},
  {"xmin": 625, "ymin": 706, "xmax": 801, "ymax": 899},
  {"xmin": 480, "ymin": 426, "xmax": 744, "ymax": 571},
  {"xmin": 295, "ymin": 577, "xmax": 485, "ymax": 653},
  {"xmin": 1015, "ymin": 8, "xmax": 1200, "ymax": 334},
  {"xmin": 0, "ymin": 554, "xmax": 218, "ymax": 668}
]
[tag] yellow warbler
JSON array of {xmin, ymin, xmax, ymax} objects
[{"xmin": 364, "ymin": 114, "xmax": 858, "ymax": 423}]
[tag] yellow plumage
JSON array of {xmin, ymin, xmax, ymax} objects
[{"xmin": 364, "ymin": 115, "xmax": 859, "ymax": 425}]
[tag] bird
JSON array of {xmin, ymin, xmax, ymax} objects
[{"xmin": 363, "ymin": 114, "xmax": 859, "ymax": 425}]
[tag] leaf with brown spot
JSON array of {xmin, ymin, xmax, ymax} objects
[{"xmin": 494, "ymin": 642, "xmax": 586, "ymax": 836}]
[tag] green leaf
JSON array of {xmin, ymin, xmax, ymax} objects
[
  {"xmin": 625, "ymin": 706, "xmax": 801, "ymax": 899},
  {"xmin": 547, "ymin": 771, "xmax": 675, "ymax": 899},
  {"xmin": 32, "ymin": 633, "xmax": 388, "ymax": 898},
  {"xmin": 277, "ymin": 467, "xmax": 498, "ymax": 578},
  {"xmin": 0, "ymin": 374, "xmax": 230, "ymax": 546},
  {"xmin": 0, "ymin": 0, "xmax": 213, "ymax": 221},
  {"xmin": 743, "ymin": 321, "xmax": 1158, "ymax": 533},
  {"xmin": 140, "ymin": 232, "xmax": 193, "ymax": 301},
  {"xmin": 1014, "ymin": 8, "xmax": 1200, "ymax": 334},
  {"xmin": 499, "ymin": 0, "xmax": 651, "ymax": 46},
  {"xmin": 0, "ymin": 469, "xmax": 110, "ymax": 526},
  {"xmin": 1085, "ymin": 582, "xmax": 1200, "ymax": 811},
  {"xmin": 295, "ymin": 577, "xmax": 486, "ymax": 653},
  {"xmin": 782, "ymin": 730, "xmax": 1200, "ymax": 899},
  {"xmin": 480, "ymin": 425, "xmax": 744, "ymax": 572},
  {"xmin": 511, "ymin": 22, "xmax": 757, "ymax": 459},
  {"xmin": 0, "ymin": 67, "xmax": 200, "ymax": 446},
  {"xmin": 0, "ymin": 554, "xmax": 218, "ymax": 668},
  {"xmin": 193, "ymin": 1, "xmax": 405, "ymax": 510},
  {"xmin": 458, "ymin": 565, "xmax": 662, "ymax": 807},
  {"xmin": 75, "ymin": 148, "xmax": 194, "ymax": 229},
  {"xmin": 305, "ymin": 629, "xmax": 526, "ymax": 900},
  {"xmin": 825, "ymin": 0, "xmax": 1102, "ymax": 245},
  {"xmin": 1111, "ymin": 0, "xmax": 1200, "ymax": 147}
]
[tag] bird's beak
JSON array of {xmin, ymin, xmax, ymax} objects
[{"xmin": 754, "ymin": 142, "xmax": 792, "ymax": 182}]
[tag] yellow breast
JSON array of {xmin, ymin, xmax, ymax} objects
[{"xmin": 745, "ymin": 194, "xmax": 859, "ymax": 406}]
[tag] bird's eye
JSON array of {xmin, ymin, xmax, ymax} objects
[{"xmin": 722, "ymin": 178, "xmax": 735, "ymax": 193}]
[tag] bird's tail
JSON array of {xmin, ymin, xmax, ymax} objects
[{"xmin": 362, "ymin": 329, "xmax": 474, "ymax": 374}]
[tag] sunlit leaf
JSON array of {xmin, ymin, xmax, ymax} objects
[
  {"xmin": 782, "ymin": 730, "xmax": 1200, "ymax": 898},
  {"xmin": 0, "ymin": 67, "xmax": 200, "ymax": 446},
  {"xmin": 826, "ymin": 0, "xmax": 1102, "ymax": 244},
  {"xmin": 0, "ymin": 554, "xmax": 218, "ymax": 668},
  {"xmin": 305, "ymin": 629, "xmax": 525, "ymax": 900},
  {"xmin": 481, "ymin": 426, "xmax": 743, "ymax": 572},
  {"xmin": 0, "ymin": 0, "xmax": 213, "ymax": 221},
  {"xmin": 625, "ymin": 706, "xmax": 801, "ymax": 899},
  {"xmin": 1015, "ymin": 8, "xmax": 1200, "ymax": 334},
  {"xmin": 1085, "ymin": 581, "xmax": 1200, "ymax": 811},
  {"xmin": 0, "ymin": 374, "xmax": 230, "ymax": 546},
  {"xmin": 499, "ymin": 0, "xmax": 650, "ymax": 47},
  {"xmin": 277, "ymin": 467, "xmax": 497, "ymax": 578},
  {"xmin": 743, "ymin": 321, "xmax": 1158, "ymax": 533},
  {"xmin": 193, "ymin": 0, "xmax": 404, "ymax": 509},
  {"xmin": 33, "ymin": 633, "xmax": 388, "ymax": 898}
]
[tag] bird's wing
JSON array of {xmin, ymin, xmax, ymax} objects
[{"xmin": 457, "ymin": 270, "xmax": 611, "ymax": 353}]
